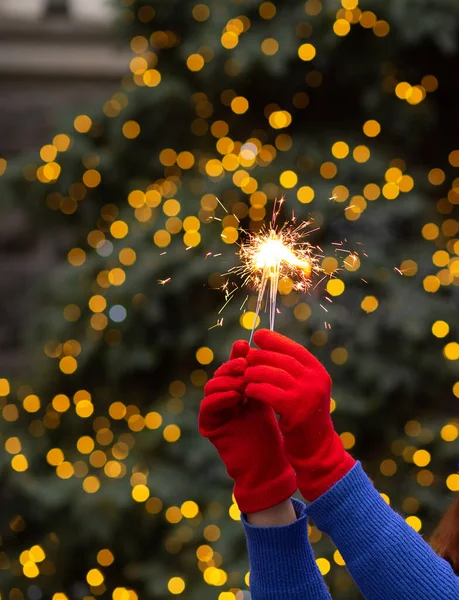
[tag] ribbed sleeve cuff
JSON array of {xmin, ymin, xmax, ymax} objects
[
  {"xmin": 306, "ymin": 461, "xmax": 377, "ymax": 534},
  {"xmin": 241, "ymin": 498, "xmax": 332, "ymax": 600}
]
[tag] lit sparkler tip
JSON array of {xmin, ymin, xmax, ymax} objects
[
  {"xmin": 247, "ymin": 229, "xmax": 313, "ymax": 277},
  {"xmin": 234, "ymin": 213, "xmax": 321, "ymax": 332}
]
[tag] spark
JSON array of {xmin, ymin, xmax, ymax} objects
[
  {"xmin": 394, "ymin": 267, "xmax": 403, "ymax": 275},
  {"xmin": 329, "ymin": 194, "xmax": 338, "ymax": 201},
  {"xmin": 209, "ymin": 318, "xmax": 224, "ymax": 330},
  {"xmin": 361, "ymin": 278, "xmax": 368, "ymax": 284},
  {"xmin": 271, "ymin": 195, "xmax": 285, "ymax": 226},
  {"xmin": 160, "ymin": 252, "xmax": 167, "ymax": 256},
  {"xmin": 320, "ymin": 304, "xmax": 329, "ymax": 312},
  {"xmin": 240, "ymin": 295, "xmax": 249, "ymax": 310},
  {"xmin": 343, "ymin": 254, "xmax": 358, "ymax": 269},
  {"xmin": 216, "ymin": 197, "xmax": 228, "ymax": 213},
  {"xmin": 313, "ymin": 274, "xmax": 328, "ymax": 290},
  {"xmin": 213, "ymin": 253, "xmax": 222, "ymax": 258},
  {"xmin": 205, "ymin": 252, "xmax": 213, "ymax": 259},
  {"xmin": 218, "ymin": 285, "xmax": 238, "ymax": 315},
  {"xmin": 158, "ymin": 278, "xmax": 171, "ymax": 285},
  {"xmin": 307, "ymin": 227, "xmax": 321, "ymax": 236}
]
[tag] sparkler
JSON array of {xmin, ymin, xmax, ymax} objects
[
  {"xmin": 230, "ymin": 198, "xmax": 322, "ymax": 340},
  {"xmin": 154, "ymin": 193, "xmax": 366, "ymax": 334}
]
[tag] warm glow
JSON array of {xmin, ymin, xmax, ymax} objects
[{"xmin": 252, "ymin": 231, "xmax": 311, "ymax": 276}]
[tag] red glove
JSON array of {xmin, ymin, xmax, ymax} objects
[
  {"xmin": 198, "ymin": 340, "xmax": 297, "ymax": 513},
  {"xmin": 245, "ymin": 330, "xmax": 356, "ymax": 502}
]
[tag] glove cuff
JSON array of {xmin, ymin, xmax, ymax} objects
[
  {"xmin": 291, "ymin": 430, "xmax": 356, "ymax": 502},
  {"xmin": 234, "ymin": 464, "xmax": 297, "ymax": 514}
]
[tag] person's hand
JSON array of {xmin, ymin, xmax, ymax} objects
[
  {"xmin": 245, "ymin": 330, "xmax": 356, "ymax": 502},
  {"xmin": 198, "ymin": 340, "xmax": 296, "ymax": 513}
]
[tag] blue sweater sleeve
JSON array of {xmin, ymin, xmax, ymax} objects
[
  {"xmin": 241, "ymin": 498, "xmax": 333, "ymax": 600},
  {"xmin": 307, "ymin": 461, "xmax": 459, "ymax": 600}
]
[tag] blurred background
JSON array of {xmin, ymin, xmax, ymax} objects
[{"xmin": 0, "ymin": 0, "xmax": 458, "ymax": 599}]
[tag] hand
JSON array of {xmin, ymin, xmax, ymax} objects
[
  {"xmin": 198, "ymin": 340, "xmax": 296, "ymax": 513},
  {"xmin": 245, "ymin": 329, "xmax": 356, "ymax": 502}
]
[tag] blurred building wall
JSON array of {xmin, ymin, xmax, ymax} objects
[
  {"xmin": 0, "ymin": 0, "xmax": 129, "ymax": 155},
  {"xmin": 1, "ymin": 0, "xmax": 113, "ymax": 21},
  {"xmin": 0, "ymin": 0, "xmax": 129, "ymax": 375}
]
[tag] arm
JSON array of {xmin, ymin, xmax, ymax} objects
[
  {"xmin": 244, "ymin": 330, "xmax": 459, "ymax": 600},
  {"xmin": 247, "ymin": 498, "xmax": 297, "ymax": 527},
  {"xmin": 307, "ymin": 461, "xmax": 459, "ymax": 600},
  {"xmin": 242, "ymin": 498, "xmax": 333, "ymax": 600}
]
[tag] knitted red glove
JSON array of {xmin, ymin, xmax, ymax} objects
[
  {"xmin": 198, "ymin": 340, "xmax": 297, "ymax": 513},
  {"xmin": 245, "ymin": 330, "xmax": 356, "ymax": 502}
]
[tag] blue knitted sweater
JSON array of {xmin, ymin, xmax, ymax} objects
[{"xmin": 242, "ymin": 461, "xmax": 459, "ymax": 599}]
